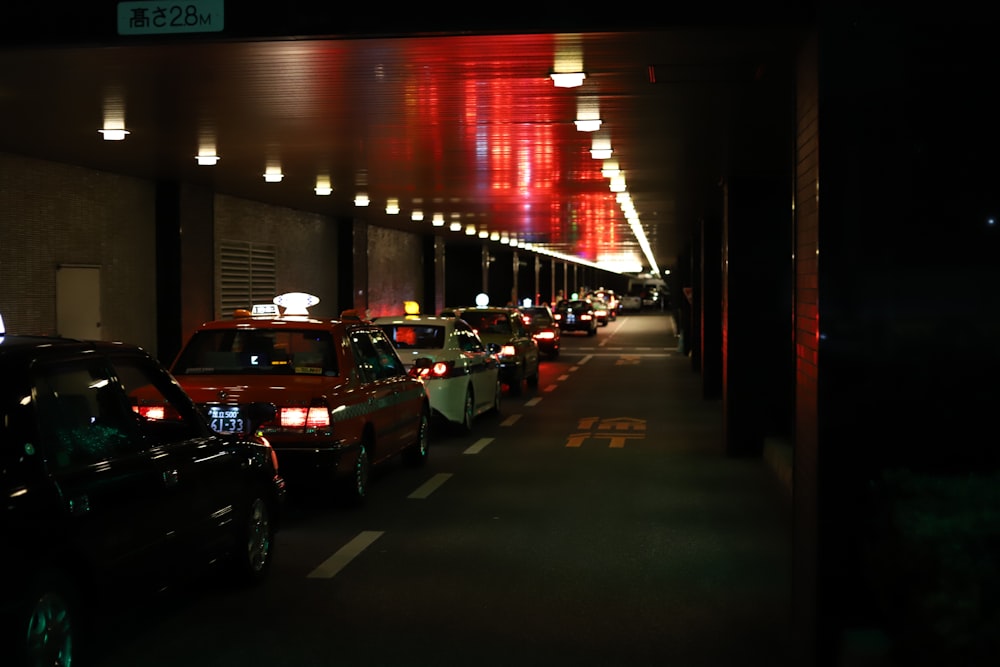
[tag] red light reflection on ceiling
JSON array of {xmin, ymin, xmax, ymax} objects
[{"xmin": 381, "ymin": 35, "xmax": 628, "ymax": 264}]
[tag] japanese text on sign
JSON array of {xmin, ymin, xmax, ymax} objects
[
  {"xmin": 117, "ymin": 0, "xmax": 224, "ymax": 35},
  {"xmin": 566, "ymin": 417, "xmax": 646, "ymax": 449}
]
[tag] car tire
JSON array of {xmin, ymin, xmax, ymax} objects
[
  {"xmin": 455, "ymin": 387, "xmax": 475, "ymax": 434},
  {"xmin": 491, "ymin": 378, "xmax": 502, "ymax": 413},
  {"xmin": 231, "ymin": 496, "xmax": 275, "ymax": 585},
  {"xmin": 403, "ymin": 410, "xmax": 429, "ymax": 467},
  {"xmin": 18, "ymin": 570, "xmax": 80, "ymax": 667},
  {"xmin": 343, "ymin": 442, "xmax": 370, "ymax": 507}
]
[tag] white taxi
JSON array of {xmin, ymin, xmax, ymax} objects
[{"xmin": 374, "ymin": 304, "xmax": 501, "ymax": 433}]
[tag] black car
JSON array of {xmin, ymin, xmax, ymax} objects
[
  {"xmin": 442, "ymin": 306, "xmax": 540, "ymax": 395},
  {"xmin": 554, "ymin": 299, "xmax": 598, "ymax": 336},
  {"xmin": 0, "ymin": 331, "xmax": 285, "ymax": 667},
  {"xmin": 519, "ymin": 304, "xmax": 561, "ymax": 359}
]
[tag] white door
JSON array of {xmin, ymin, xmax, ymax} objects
[{"xmin": 56, "ymin": 265, "xmax": 101, "ymax": 339}]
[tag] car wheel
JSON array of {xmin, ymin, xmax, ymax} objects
[
  {"xmin": 233, "ymin": 496, "xmax": 274, "ymax": 584},
  {"xmin": 491, "ymin": 378, "xmax": 502, "ymax": 413},
  {"xmin": 343, "ymin": 442, "xmax": 370, "ymax": 506},
  {"xmin": 20, "ymin": 571, "xmax": 79, "ymax": 667},
  {"xmin": 403, "ymin": 410, "xmax": 429, "ymax": 466},
  {"xmin": 455, "ymin": 387, "xmax": 474, "ymax": 434}
]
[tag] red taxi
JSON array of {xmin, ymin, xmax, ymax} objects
[{"xmin": 169, "ymin": 293, "xmax": 431, "ymax": 505}]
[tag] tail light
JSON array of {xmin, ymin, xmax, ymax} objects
[
  {"xmin": 134, "ymin": 404, "xmax": 182, "ymax": 421},
  {"xmin": 553, "ymin": 313, "xmax": 563, "ymax": 322},
  {"xmin": 500, "ymin": 344, "xmax": 517, "ymax": 356},
  {"xmin": 534, "ymin": 330, "xmax": 556, "ymax": 341},
  {"xmin": 581, "ymin": 313, "xmax": 593, "ymax": 321},
  {"xmin": 411, "ymin": 360, "xmax": 453, "ymax": 379},
  {"xmin": 279, "ymin": 405, "xmax": 330, "ymax": 429},
  {"xmin": 136, "ymin": 405, "xmax": 165, "ymax": 420}
]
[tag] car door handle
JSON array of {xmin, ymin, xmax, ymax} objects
[{"xmin": 163, "ymin": 469, "xmax": 179, "ymax": 487}]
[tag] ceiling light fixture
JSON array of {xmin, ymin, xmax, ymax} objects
[
  {"xmin": 591, "ymin": 134, "xmax": 613, "ymax": 159},
  {"xmin": 386, "ymin": 198, "xmax": 400, "ymax": 214},
  {"xmin": 263, "ymin": 166, "xmax": 283, "ymax": 182},
  {"xmin": 195, "ymin": 153, "xmax": 219, "ymax": 166},
  {"xmin": 411, "ymin": 210, "xmax": 424, "ymax": 221},
  {"xmin": 575, "ymin": 96, "xmax": 601, "ymax": 131},
  {"xmin": 609, "ymin": 173, "xmax": 627, "ymax": 193},
  {"xmin": 550, "ymin": 72, "xmax": 586, "ymax": 88},
  {"xmin": 449, "ymin": 221, "xmax": 462, "ymax": 232},
  {"xmin": 99, "ymin": 127, "xmax": 129, "ymax": 141},
  {"xmin": 432, "ymin": 213, "xmax": 445, "ymax": 227},
  {"xmin": 601, "ymin": 160, "xmax": 620, "ymax": 178},
  {"xmin": 314, "ymin": 176, "xmax": 332, "ymax": 195},
  {"xmin": 354, "ymin": 193, "xmax": 370, "ymax": 206}
]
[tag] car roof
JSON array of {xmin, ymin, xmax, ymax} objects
[
  {"xmin": 194, "ymin": 315, "xmax": 352, "ymax": 332},
  {"xmin": 0, "ymin": 334, "xmax": 147, "ymax": 363},
  {"xmin": 373, "ymin": 315, "xmax": 457, "ymax": 325}
]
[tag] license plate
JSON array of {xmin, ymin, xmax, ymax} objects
[
  {"xmin": 567, "ymin": 313, "xmax": 576, "ymax": 323},
  {"xmin": 206, "ymin": 405, "xmax": 245, "ymax": 433}
]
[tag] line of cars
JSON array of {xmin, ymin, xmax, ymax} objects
[{"xmin": 0, "ymin": 290, "xmax": 586, "ymax": 665}]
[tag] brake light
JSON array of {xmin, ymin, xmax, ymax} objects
[
  {"xmin": 500, "ymin": 344, "xmax": 517, "ymax": 356},
  {"xmin": 279, "ymin": 406, "xmax": 330, "ymax": 428},
  {"xmin": 534, "ymin": 330, "xmax": 556, "ymax": 341},
  {"xmin": 136, "ymin": 405, "xmax": 165, "ymax": 420},
  {"xmin": 411, "ymin": 360, "xmax": 453, "ymax": 379},
  {"xmin": 553, "ymin": 313, "xmax": 563, "ymax": 321},
  {"xmin": 581, "ymin": 314, "xmax": 593, "ymax": 320}
]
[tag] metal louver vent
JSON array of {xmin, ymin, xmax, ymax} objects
[{"xmin": 218, "ymin": 241, "xmax": 277, "ymax": 319}]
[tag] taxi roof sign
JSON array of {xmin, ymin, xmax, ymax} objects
[
  {"xmin": 251, "ymin": 304, "xmax": 281, "ymax": 317},
  {"xmin": 273, "ymin": 292, "xmax": 319, "ymax": 316}
]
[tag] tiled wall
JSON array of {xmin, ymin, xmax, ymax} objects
[
  {"xmin": 0, "ymin": 152, "xmax": 158, "ymax": 349},
  {"xmin": 2, "ymin": 153, "xmax": 427, "ymax": 358}
]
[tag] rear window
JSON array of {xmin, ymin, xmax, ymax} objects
[
  {"xmin": 459, "ymin": 311, "xmax": 510, "ymax": 334},
  {"xmin": 173, "ymin": 328, "xmax": 337, "ymax": 376},
  {"xmin": 378, "ymin": 324, "xmax": 446, "ymax": 350}
]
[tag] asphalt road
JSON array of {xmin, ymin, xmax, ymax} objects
[{"xmin": 93, "ymin": 311, "xmax": 793, "ymax": 667}]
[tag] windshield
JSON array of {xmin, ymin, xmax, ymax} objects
[{"xmin": 172, "ymin": 328, "xmax": 338, "ymax": 376}]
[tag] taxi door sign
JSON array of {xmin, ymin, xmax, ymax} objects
[
  {"xmin": 566, "ymin": 417, "xmax": 645, "ymax": 449},
  {"xmin": 118, "ymin": 0, "xmax": 224, "ymax": 35}
]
